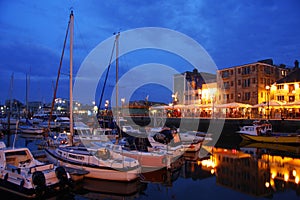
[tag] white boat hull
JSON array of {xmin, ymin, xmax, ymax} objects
[{"xmin": 44, "ymin": 148, "xmax": 140, "ymax": 182}]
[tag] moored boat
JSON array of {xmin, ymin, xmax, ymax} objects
[
  {"xmin": 147, "ymin": 126, "xmax": 204, "ymax": 152},
  {"xmin": 44, "ymin": 145, "xmax": 141, "ymax": 181},
  {"xmin": 92, "ymin": 139, "xmax": 183, "ymax": 170},
  {"xmin": 236, "ymin": 120, "xmax": 300, "ymax": 144},
  {"xmin": 236, "ymin": 120, "xmax": 272, "ymax": 136},
  {"xmin": 0, "ymin": 141, "xmax": 72, "ymax": 199},
  {"xmin": 239, "ymin": 133, "xmax": 300, "ymax": 144}
]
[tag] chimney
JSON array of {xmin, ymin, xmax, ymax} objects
[{"xmin": 294, "ymin": 60, "xmax": 299, "ymax": 69}]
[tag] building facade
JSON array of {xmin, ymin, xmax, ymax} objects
[
  {"xmin": 173, "ymin": 69, "xmax": 216, "ymax": 105},
  {"xmin": 216, "ymin": 59, "xmax": 290, "ymax": 105}
]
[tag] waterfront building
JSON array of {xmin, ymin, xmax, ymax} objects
[
  {"xmin": 216, "ymin": 59, "xmax": 290, "ymax": 105},
  {"xmin": 173, "ymin": 69, "xmax": 216, "ymax": 105},
  {"xmin": 270, "ymin": 60, "xmax": 300, "ymax": 118},
  {"xmin": 168, "ymin": 59, "xmax": 300, "ymax": 119}
]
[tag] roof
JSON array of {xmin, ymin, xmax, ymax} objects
[{"xmin": 275, "ymin": 67, "xmax": 300, "ymax": 84}]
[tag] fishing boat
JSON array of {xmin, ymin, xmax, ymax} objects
[
  {"xmin": 237, "ymin": 120, "xmax": 300, "ymax": 144},
  {"xmin": 0, "ymin": 141, "xmax": 72, "ymax": 199},
  {"xmin": 236, "ymin": 120, "xmax": 272, "ymax": 136},
  {"xmin": 239, "ymin": 132, "xmax": 300, "ymax": 144},
  {"xmin": 44, "ymin": 145, "xmax": 141, "ymax": 181}
]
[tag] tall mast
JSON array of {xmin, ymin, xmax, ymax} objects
[
  {"xmin": 48, "ymin": 11, "xmax": 71, "ymax": 132},
  {"xmin": 69, "ymin": 10, "xmax": 74, "ymax": 145},
  {"xmin": 115, "ymin": 32, "xmax": 120, "ymax": 137},
  {"xmin": 7, "ymin": 73, "xmax": 14, "ymax": 147},
  {"xmin": 26, "ymin": 71, "xmax": 30, "ymax": 118}
]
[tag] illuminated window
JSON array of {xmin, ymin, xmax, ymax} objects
[
  {"xmin": 277, "ymin": 85, "xmax": 284, "ymax": 90},
  {"xmin": 277, "ymin": 96, "xmax": 284, "ymax": 101}
]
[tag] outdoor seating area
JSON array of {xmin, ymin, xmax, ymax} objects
[{"xmin": 149, "ymin": 101, "xmax": 300, "ymax": 119}]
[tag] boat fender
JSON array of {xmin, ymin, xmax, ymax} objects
[
  {"xmin": 55, "ymin": 166, "xmax": 69, "ymax": 188},
  {"xmin": 32, "ymin": 171, "xmax": 46, "ymax": 197},
  {"xmin": 32, "ymin": 171, "xmax": 46, "ymax": 187}
]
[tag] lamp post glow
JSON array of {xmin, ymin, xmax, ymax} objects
[
  {"xmin": 121, "ymin": 98, "xmax": 125, "ymax": 116},
  {"xmin": 266, "ymin": 85, "xmax": 270, "ymax": 119}
]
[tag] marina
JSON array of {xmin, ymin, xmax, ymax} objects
[
  {"xmin": 0, "ymin": 130, "xmax": 300, "ymax": 199},
  {"xmin": 1, "ymin": 2, "xmax": 300, "ymax": 200}
]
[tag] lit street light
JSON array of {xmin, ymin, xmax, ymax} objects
[{"xmin": 266, "ymin": 85, "xmax": 270, "ymax": 119}]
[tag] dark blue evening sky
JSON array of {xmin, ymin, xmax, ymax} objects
[{"xmin": 0, "ymin": 0, "xmax": 299, "ymax": 105}]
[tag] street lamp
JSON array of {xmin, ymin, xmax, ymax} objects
[
  {"xmin": 121, "ymin": 98, "xmax": 125, "ymax": 116},
  {"xmin": 105, "ymin": 100, "xmax": 109, "ymax": 112},
  {"xmin": 265, "ymin": 85, "xmax": 270, "ymax": 119}
]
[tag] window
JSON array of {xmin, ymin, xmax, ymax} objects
[
  {"xmin": 252, "ymin": 78, "xmax": 256, "ymax": 84},
  {"xmin": 289, "ymin": 96, "xmax": 295, "ymax": 102},
  {"xmin": 238, "ymin": 80, "xmax": 241, "ymax": 85},
  {"xmin": 242, "ymin": 66, "xmax": 251, "ymax": 75},
  {"xmin": 277, "ymin": 85, "xmax": 284, "ymax": 90},
  {"xmin": 242, "ymin": 79, "xmax": 250, "ymax": 88},
  {"xmin": 244, "ymin": 92, "xmax": 251, "ymax": 101},
  {"xmin": 238, "ymin": 68, "xmax": 241, "ymax": 74},
  {"xmin": 231, "ymin": 93, "xmax": 233, "ymax": 99},
  {"xmin": 231, "ymin": 81, "xmax": 233, "ymax": 86},
  {"xmin": 277, "ymin": 96, "xmax": 284, "ymax": 101},
  {"xmin": 222, "ymin": 70, "xmax": 229, "ymax": 78},
  {"xmin": 264, "ymin": 66, "xmax": 271, "ymax": 74},
  {"xmin": 289, "ymin": 84, "xmax": 295, "ymax": 93},
  {"xmin": 223, "ymin": 82, "xmax": 230, "ymax": 89},
  {"xmin": 223, "ymin": 94, "xmax": 229, "ymax": 100}
]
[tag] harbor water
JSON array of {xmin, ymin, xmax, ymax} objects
[{"xmin": 1, "ymin": 133, "xmax": 300, "ymax": 200}]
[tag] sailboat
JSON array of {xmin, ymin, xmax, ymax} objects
[
  {"xmin": 88, "ymin": 34, "xmax": 188, "ymax": 171},
  {"xmin": 44, "ymin": 10, "xmax": 141, "ymax": 182}
]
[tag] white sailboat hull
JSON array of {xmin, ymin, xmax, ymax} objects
[{"xmin": 44, "ymin": 147, "xmax": 140, "ymax": 182}]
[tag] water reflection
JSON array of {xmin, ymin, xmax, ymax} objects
[
  {"xmin": 75, "ymin": 178, "xmax": 147, "ymax": 200},
  {"xmin": 1, "ymin": 134, "xmax": 300, "ymax": 199},
  {"xmin": 200, "ymin": 144, "xmax": 300, "ymax": 198}
]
